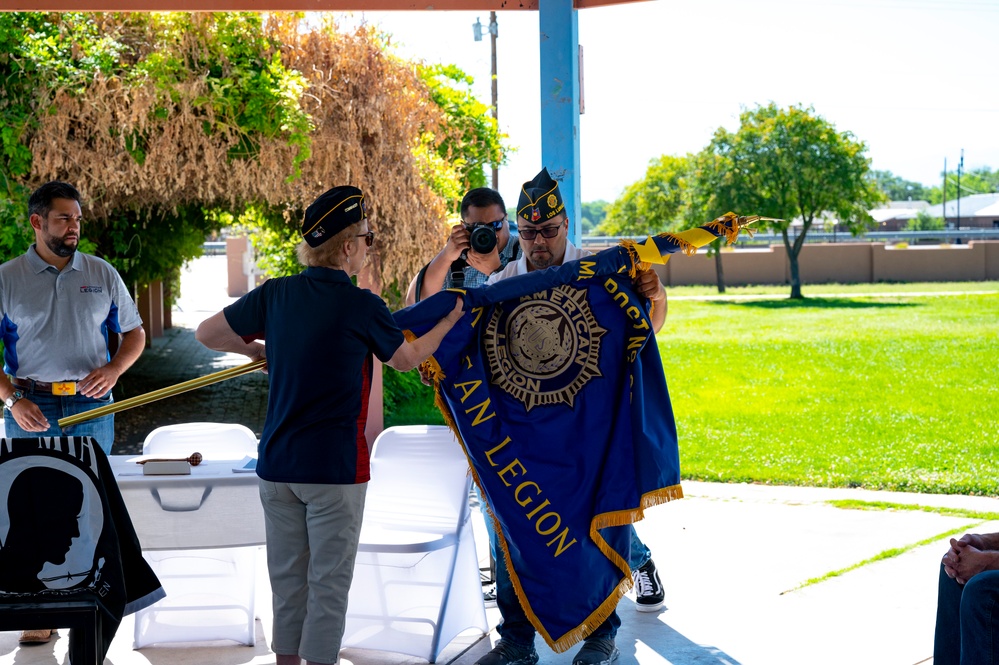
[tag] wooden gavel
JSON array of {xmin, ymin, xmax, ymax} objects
[{"xmin": 136, "ymin": 452, "xmax": 203, "ymax": 466}]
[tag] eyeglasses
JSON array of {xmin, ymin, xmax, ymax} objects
[
  {"xmin": 463, "ymin": 218, "xmax": 505, "ymax": 231},
  {"xmin": 518, "ymin": 224, "xmax": 562, "ymax": 241},
  {"xmin": 356, "ymin": 231, "xmax": 375, "ymax": 247}
]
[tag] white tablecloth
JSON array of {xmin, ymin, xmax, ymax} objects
[{"xmin": 110, "ymin": 456, "xmax": 265, "ymax": 551}]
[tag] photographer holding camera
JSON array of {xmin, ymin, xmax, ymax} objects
[{"xmin": 405, "ymin": 187, "xmax": 520, "ymax": 305}]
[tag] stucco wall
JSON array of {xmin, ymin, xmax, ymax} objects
[
  {"xmin": 606, "ymin": 240, "xmax": 999, "ymax": 286},
  {"xmin": 872, "ymin": 243, "xmax": 986, "ymax": 282}
]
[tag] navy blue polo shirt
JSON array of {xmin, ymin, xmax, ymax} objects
[{"xmin": 223, "ymin": 267, "xmax": 405, "ymax": 484}]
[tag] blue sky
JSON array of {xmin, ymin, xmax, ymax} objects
[{"xmin": 337, "ymin": 0, "xmax": 999, "ymax": 203}]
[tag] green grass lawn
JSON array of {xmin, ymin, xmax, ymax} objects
[
  {"xmin": 387, "ymin": 282, "xmax": 999, "ymax": 495},
  {"xmin": 663, "ymin": 289, "xmax": 999, "ymax": 495}
]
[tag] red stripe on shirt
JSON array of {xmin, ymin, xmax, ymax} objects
[{"xmin": 354, "ymin": 354, "xmax": 372, "ymax": 483}]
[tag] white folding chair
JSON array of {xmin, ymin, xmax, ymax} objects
[
  {"xmin": 341, "ymin": 425, "xmax": 488, "ymax": 663},
  {"xmin": 141, "ymin": 422, "xmax": 258, "ymax": 460},
  {"xmin": 133, "ymin": 422, "xmax": 260, "ymax": 648}
]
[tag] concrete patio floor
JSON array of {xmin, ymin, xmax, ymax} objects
[{"xmin": 5, "ymin": 480, "xmax": 994, "ymax": 665}]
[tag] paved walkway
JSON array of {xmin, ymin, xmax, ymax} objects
[
  {"xmin": 3, "ymin": 256, "xmax": 986, "ymax": 665},
  {"xmin": 111, "ymin": 256, "xmax": 268, "ymax": 454}
]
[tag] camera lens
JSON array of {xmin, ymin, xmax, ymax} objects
[{"xmin": 468, "ymin": 225, "xmax": 498, "ymax": 254}]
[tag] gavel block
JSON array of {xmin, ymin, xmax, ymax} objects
[{"xmin": 142, "ymin": 461, "xmax": 192, "ymax": 476}]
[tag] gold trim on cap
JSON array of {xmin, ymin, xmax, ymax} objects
[
  {"xmin": 302, "ymin": 193, "xmax": 365, "ymax": 237},
  {"xmin": 517, "ymin": 182, "xmax": 559, "ymax": 218}
]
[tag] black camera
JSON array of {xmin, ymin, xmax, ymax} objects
[{"xmin": 467, "ymin": 224, "xmax": 498, "ymax": 255}]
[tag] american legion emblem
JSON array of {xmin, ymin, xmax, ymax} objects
[{"xmin": 484, "ymin": 285, "xmax": 606, "ymax": 411}]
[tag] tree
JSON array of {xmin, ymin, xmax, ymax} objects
[
  {"xmin": 598, "ymin": 154, "xmax": 692, "ymax": 236},
  {"xmin": 871, "ymin": 170, "xmax": 932, "ymax": 202},
  {"xmin": 416, "ymin": 63, "xmax": 505, "ymax": 201},
  {"xmin": 579, "ymin": 200, "xmax": 609, "ymax": 235},
  {"xmin": 685, "ymin": 149, "xmax": 731, "ymax": 293},
  {"xmin": 906, "ymin": 210, "xmax": 944, "ymax": 231},
  {"xmin": 705, "ymin": 103, "xmax": 884, "ymax": 299}
]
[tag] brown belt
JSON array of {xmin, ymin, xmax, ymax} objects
[{"xmin": 9, "ymin": 377, "xmax": 78, "ymax": 395}]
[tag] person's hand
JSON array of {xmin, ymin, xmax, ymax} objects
[
  {"xmin": 633, "ymin": 267, "xmax": 666, "ymax": 305},
  {"xmin": 77, "ymin": 365, "xmax": 122, "ymax": 398},
  {"xmin": 465, "ymin": 244, "xmax": 502, "ymax": 276},
  {"xmin": 248, "ymin": 343, "xmax": 268, "ymax": 374},
  {"xmin": 10, "ymin": 398, "xmax": 50, "ymax": 432},
  {"xmin": 418, "ymin": 364, "xmax": 433, "ymax": 387},
  {"xmin": 445, "ymin": 297, "xmax": 465, "ymax": 323},
  {"xmin": 957, "ymin": 533, "xmax": 989, "ymax": 550},
  {"xmin": 943, "ymin": 535, "xmax": 995, "ymax": 584},
  {"xmin": 444, "ymin": 223, "xmax": 471, "ymax": 262}
]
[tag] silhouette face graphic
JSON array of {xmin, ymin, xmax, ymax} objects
[{"xmin": 0, "ymin": 466, "xmax": 85, "ymax": 591}]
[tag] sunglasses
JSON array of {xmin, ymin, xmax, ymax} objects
[
  {"xmin": 464, "ymin": 218, "xmax": 505, "ymax": 231},
  {"xmin": 519, "ymin": 224, "xmax": 562, "ymax": 241},
  {"xmin": 356, "ymin": 231, "xmax": 375, "ymax": 247}
]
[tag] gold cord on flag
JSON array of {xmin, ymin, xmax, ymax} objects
[
  {"xmin": 57, "ymin": 359, "xmax": 267, "ymax": 428},
  {"xmin": 619, "ymin": 212, "xmax": 782, "ymax": 272}
]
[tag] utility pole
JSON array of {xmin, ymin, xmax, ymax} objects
[
  {"xmin": 474, "ymin": 14, "xmax": 500, "ymax": 191},
  {"xmin": 956, "ymin": 149, "xmax": 964, "ymax": 231},
  {"xmin": 943, "ymin": 157, "xmax": 947, "ymax": 228},
  {"xmin": 489, "ymin": 12, "xmax": 499, "ymax": 191}
]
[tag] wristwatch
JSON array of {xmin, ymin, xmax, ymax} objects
[{"xmin": 4, "ymin": 389, "xmax": 24, "ymax": 410}]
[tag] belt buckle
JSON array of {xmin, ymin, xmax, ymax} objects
[{"xmin": 51, "ymin": 381, "xmax": 77, "ymax": 396}]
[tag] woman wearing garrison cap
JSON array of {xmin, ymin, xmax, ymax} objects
[{"xmin": 196, "ymin": 185, "xmax": 463, "ymax": 665}]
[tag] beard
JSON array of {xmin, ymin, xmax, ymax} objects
[
  {"xmin": 44, "ymin": 234, "xmax": 78, "ymax": 258},
  {"xmin": 529, "ymin": 248, "xmax": 555, "ymax": 270}
]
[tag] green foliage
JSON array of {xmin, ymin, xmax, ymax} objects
[
  {"xmin": 90, "ymin": 206, "xmax": 219, "ymax": 289},
  {"xmin": 871, "ymin": 170, "xmax": 932, "ymax": 202},
  {"xmin": 579, "ymin": 200, "xmax": 609, "ymax": 235},
  {"xmin": 235, "ymin": 206, "xmax": 303, "ymax": 280},
  {"xmin": 705, "ymin": 103, "xmax": 885, "ymax": 298},
  {"xmin": 0, "ymin": 181, "xmax": 34, "ymax": 262},
  {"xmin": 128, "ymin": 13, "xmax": 313, "ymax": 174},
  {"xmin": 927, "ymin": 166, "xmax": 999, "ymax": 204},
  {"xmin": 599, "ymin": 154, "xmax": 692, "ymax": 236},
  {"xmin": 383, "ymin": 367, "xmax": 444, "ymax": 428},
  {"xmin": 906, "ymin": 209, "xmax": 945, "ymax": 231},
  {"xmin": 417, "ymin": 63, "xmax": 505, "ymax": 208}
]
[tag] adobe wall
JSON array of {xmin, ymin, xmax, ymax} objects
[
  {"xmin": 986, "ymin": 242, "xmax": 999, "ymax": 280},
  {"xmin": 646, "ymin": 240, "xmax": 999, "ymax": 286},
  {"xmin": 872, "ymin": 243, "xmax": 986, "ymax": 282}
]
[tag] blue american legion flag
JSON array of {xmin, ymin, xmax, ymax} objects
[{"xmin": 393, "ymin": 213, "xmax": 758, "ymax": 652}]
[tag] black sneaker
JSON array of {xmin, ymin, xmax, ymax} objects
[
  {"xmin": 632, "ymin": 558, "xmax": 665, "ymax": 612},
  {"xmin": 474, "ymin": 639, "xmax": 540, "ymax": 665},
  {"xmin": 572, "ymin": 637, "xmax": 620, "ymax": 665}
]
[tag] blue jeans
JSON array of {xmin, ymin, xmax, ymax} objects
[
  {"xmin": 3, "ymin": 390, "xmax": 115, "ymax": 454},
  {"xmin": 629, "ymin": 529, "xmax": 652, "ymax": 570},
  {"xmin": 934, "ymin": 564, "xmax": 999, "ymax": 665}
]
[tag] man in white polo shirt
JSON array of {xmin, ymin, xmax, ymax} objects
[{"xmin": 0, "ymin": 181, "xmax": 145, "ymax": 454}]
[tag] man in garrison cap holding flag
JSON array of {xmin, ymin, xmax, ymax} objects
[{"xmin": 475, "ymin": 168, "xmax": 668, "ymax": 665}]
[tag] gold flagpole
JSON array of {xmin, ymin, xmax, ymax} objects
[{"xmin": 57, "ymin": 359, "xmax": 266, "ymax": 429}]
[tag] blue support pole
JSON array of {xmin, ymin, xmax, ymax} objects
[{"xmin": 539, "ymin": 0, "xmax": 581, "ymax": 245}]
